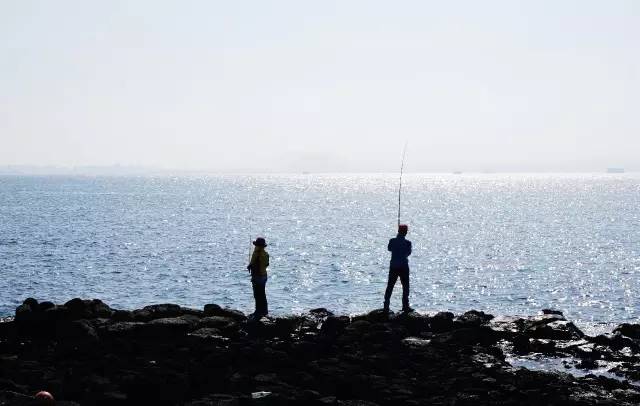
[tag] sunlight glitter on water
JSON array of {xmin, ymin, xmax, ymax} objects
[{"xmin": 1, "ymin": 173, "xmax": 639, "ymax": 327}]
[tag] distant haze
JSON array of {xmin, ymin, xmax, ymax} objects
[{"xmin": 1, "ymin": 1, "xmax": 638, "ymax": 173}]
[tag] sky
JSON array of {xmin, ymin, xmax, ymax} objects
[{"xmin": 1, "ymin": 1, "xmax": 639, "ymax": 172}]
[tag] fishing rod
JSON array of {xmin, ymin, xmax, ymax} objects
[
  {"xmin": 397, "ymin": 141, "xmax": 408, "ymax": 226},
  {"xmin": 248, "ymin": 234, "xmax": 252, "ymax": 273}
]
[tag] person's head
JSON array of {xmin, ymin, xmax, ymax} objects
[
  {"xmin": 253, "ymin": 237, "xmax": 267, "ymax": 249},
  {"xmin": 398, "ymin": 224, "xmax": 408, "ymax": 236}
]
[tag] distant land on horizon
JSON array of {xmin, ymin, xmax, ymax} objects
[{"xmin": 0, "ymin": 165, "xmax": 636, "ymax": 176}]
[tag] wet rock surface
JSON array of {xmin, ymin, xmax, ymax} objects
[{"xmin": 0, "ymin": 298, "xmax": 639, "ymax": 405}]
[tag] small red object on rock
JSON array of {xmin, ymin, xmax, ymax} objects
[{"xmin": 35, "ymin": 391, "xmax": 55, "ymax": 404}]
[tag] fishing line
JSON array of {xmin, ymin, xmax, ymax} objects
[{"xmin": 397, "ymin": 141, "xmax": 408, "ymax": 226}]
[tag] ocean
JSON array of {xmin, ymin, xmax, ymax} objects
[{"xmin": 1, "ymin": 174, "xmax": 638, "ymax": 334}]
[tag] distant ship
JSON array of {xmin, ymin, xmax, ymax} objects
[{"xmin": 606, "ymin": 168, "xmax": 625, "ymax": 173}]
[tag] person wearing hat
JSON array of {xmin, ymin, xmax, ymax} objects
[
  {"xmin": 384, "ymin": 224, "xmax": 413, "ymax": 313},
  {"xmin": 247, "ymin": 237, "xmax": 270, "ymax": 317}
]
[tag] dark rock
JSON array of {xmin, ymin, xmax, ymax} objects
[
  {"xmin": 14, "ymin": 304, "xmax": 36, "ymax": 323},
  {"xmin": 38, "ymin": 301, "xmax": 55, "ymax": 312},
  {"xmin": 97, "ymin": 391, "xmax": 128, "ymax": 405},
  {"xmin": 432, "ymin": 327, "xmax": 496, "ymax": 346},
  {"xmin": 613, "ymin": 323, "xmax": 640, "ymax": 339},
  {"xmin": 309, "ymin": 308, "xmax": 334, "ymax": 317},
  {"xmin": 23, "ymin": 298, "xmax": 39, "ymax": 310},
  {"xmin": 139, "ymin": 304, "xmax": 182, "ymax": 320},
  {"xmin": 245, "ymin": 317, "xmax": 280, "ymax": 339},
  {"xmin": 0, "ymin": 320, "xmax": 16, "ymax": 340},
  {"xmin": 203, "ymin": 304, "xmax": 246, "ymax": 322},
  {"xmin": 454, "ymin": 310, "xmax": 494, "ymax": 328},
  {"xmin": 64, "ymin": 298, "xmax": 93, "ymax": 319},
  {"xmin": 320, "ymin": 316, "xmax": 350, "ymax": 336},
  {"xmin": 576, "ymin": 358, "xmax": 598, "ymax": 369},
  {"xmin": 144, "ymin": 317, "xmax": 192, "ymax": 337},
  {"xmin": 429, "ymin": 311, "xmax": 454, "ymax": 333},
  {"xmin": 529, "ymin": 339, "xmax": 556, "ymax": 354},
  {"xmin": 359, "ymin": 309, "xmax": 390, "ymax": 324},
  {"xmin": 0, "ymin": 378, "xmax": 28, "ymax": 393},
  {"xmin": 6, "ymin": 299, "xmax": 640, "ymax": 406},
  {"xmin": 345, "ymin": 320, "xmax": 371, "ymax": 334},
  {"xmin": 198, "ymin": 316, "xmax": 237, "ymax": 332},
  {"xmin": 393, "ymin": 311, "xmax": 430, "ymax": 335},
  {"xmin": 512, "ymin": 334, "xmax": 531, "ymax": 354},
  {"xmin": 181, "ymin": 308, "xmax": 205, "ymax": 318},
  {"xmin": 274, "ymin": 316, "xmax": 304, "ymax": 337},
  {"xmin": 131, "ymin": 308, "xmax": 153, "ymax": 322},
  {"xmin": 526, "ymin": 320, "xmax": 584, "ymax": 340},
  {"xmin": 187, "ymin": 327, "xmax": 228, "ymax": 344},
  {"xmin": 402, "ymin": 336, "xmax": 431, "ymax": 349},
  {"xmin": 103, "ymin": 322, "xmax": 146, "ymax": 338},
  {"xmin": 90, "ymin": 299, "xmax": 114, "ymax": 318},
  {"xmin": 542, "ymin": 309, "xmax": 564, "ymax": 316},
  {"xmin": 112, "ymin": 310, "xmax": 133, "ymax": 322},
  {"xmin": 43, "ymin": 305, "xmax": 70, "ymax": 322},
  {"xmin": 588, "ymin": 333, "xmax": 639, "ymax": 352},
  {"xmin": 186, "ymin": 393, "xmax": 241, "ymax": 405},
  {"xmin": 56, "ymin": 319, "xmax": 98, "ymax": 342}
]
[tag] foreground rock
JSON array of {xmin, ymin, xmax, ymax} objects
[{"xmin": 0, "ymin": 299, "xmax": 639, "ymax": 405}]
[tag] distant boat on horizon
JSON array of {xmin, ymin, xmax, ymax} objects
[{"xmin": 606, "ymin": 168, "xmax": 625, "ymax": 173}]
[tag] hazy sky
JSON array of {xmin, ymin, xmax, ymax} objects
[{"xmin": 1, "ymin": 1, "xmax": 638, "ymax": 172}]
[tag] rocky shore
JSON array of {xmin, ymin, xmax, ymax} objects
[{"xmin": 1, "ymin": 299, "xmax": 640, "ymax": 405}]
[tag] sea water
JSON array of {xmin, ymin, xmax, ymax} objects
[{"xmin": 1, "ymin": 174, "xmax": 638, "ymax": 335}]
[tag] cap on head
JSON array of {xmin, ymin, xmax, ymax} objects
[
  {"xmin": 253, "ymin": 237, "xmax": 267, "ymax": 247},
  {"xmin": 398, "ymin": 224, "xmax": 408, "ymax": 235}
]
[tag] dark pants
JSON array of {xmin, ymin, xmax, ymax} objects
[
  {"xmin": 251, "ymin": 275, "xmax": 268, "ymax": 316},
  {"xmin": 384, "ymin": 266, "xmax": 410, "ymax": 310}
]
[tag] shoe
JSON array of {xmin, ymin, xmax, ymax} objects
[{"xmin": 402, "ymin": 307, "xmax": 414, "ymax": 313}]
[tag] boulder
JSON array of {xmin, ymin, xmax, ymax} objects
[
  {"xmin": 14, "ymin": 304, "xmax": 36, "ymax": 323},
  {"xmin": 309, "ymin": 308, "xmax": 334, "ymax": 318},
  {"xmin": 274, "ymin": 316, "xmax": 304, "ymax": 337},
  {"xmin": 454, "ymin": 310, "xmax": 494, "ymax": 328},
  {"xmin": 345, "ymin": 320, "xmax": 371, "ymax": 334},
  {"xmin": 320, "ymin": 316, "xmax": 350, "ymax": 336},
  {"xmin": 588, "ymin": 333, "xmax": 639, "ymax": 352},
  {"xmin": 429, "ymin": 312, "xmax": 454, "ymax": 333},
  {"xmin": 402, "ymin": 336, "xmax": 431, "ymax": 349},
  {"xmin": 432, "ymin": 327, "xmax": 496, "ymax": 346},
  {"xmin": 542, "ymin": 309, "xmax": 564, "ymax": 316},
  {"xmin": 90, "ymin": 299, "xmax": 114, "ymax": 318},
  {"xmin": 103, "ymin": 322, "xmax": 146, "ymax": 338},
  {"xmin": 56, "ymin": 319, "xmax": 99, "ymax": 342},
  {"xmin": 23, "ymin": 298, "xmax": 39, "ymax": 310},
  {"xmin": 132, "ymin": 304, "xmax": 182, "ymax": 321},
  {"xmin": 526, "ymin": 320, "xmax": 584, "ymax": 340},
  {"xmin": 38, "ymin": 301, "xmax": 55, "ymax": 312},
  {"xmin": 198, "ymin": 316, "xmax": 238, "ymax": 331},
  {"xmin": 64, "ymin": 298, "xmax": 93, "ymax": 319},
  {"xmin": 613, "ymin": 323, "xmax": 640, "ymax": 340},
  {"xmin": 112, "ymin": 310, "xmax": 133, "ymax": 322},
  {"xmin": 43, "ymin": 306, "xmax": 70, "ymax": 322},
  {"xmin": 203, "ymin": 304, "xmax": 246, "ymax": 322},
  {"xmin": 144, "ymin": 317, "xmax": 192, "ymax": 337}
]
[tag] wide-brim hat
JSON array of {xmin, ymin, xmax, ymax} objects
[{"xmin": 253, "ymin": 237, "xmax": 267, "ymax": 247}]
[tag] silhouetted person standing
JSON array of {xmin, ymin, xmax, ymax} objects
[
  {"xmin": 384, "ymin": 224, "xmax": 412, "ymax": 313},
  {"xmin": 247, "ymin": 237, "xmax": 270, "ymax": 318}
]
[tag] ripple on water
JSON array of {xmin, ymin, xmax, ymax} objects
[{"xmin": 0, "ymin": 174, "xmax": 639, "ymax": 324}]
